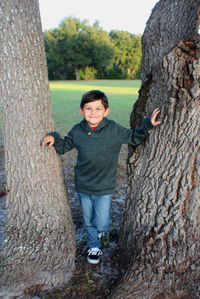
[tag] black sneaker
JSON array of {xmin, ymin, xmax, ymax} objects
[{"xmin": 87, "ymin": 247, "xmax": 102, "ymax": 264}]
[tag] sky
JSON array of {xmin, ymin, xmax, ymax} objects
[{"xmin": 38, "ymin": 0, "xmax": 159, "ymax": 35}]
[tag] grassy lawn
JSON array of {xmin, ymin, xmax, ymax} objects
[
  {"xmin": 50, "ymin": 80, "xmax": 141, "ymax": 134},
  {"xmin": 0, "ymin": 80, "xmax": 141, "ymax": 137}
]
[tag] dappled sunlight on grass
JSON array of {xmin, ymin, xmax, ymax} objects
[{"xmin": 50, "ymin": 80, "xmax": 140, "ymax": 95}]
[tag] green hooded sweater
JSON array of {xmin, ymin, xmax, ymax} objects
[{"xmin": 48, "ymin": 116, "xmax": 154, "ymax": 195}]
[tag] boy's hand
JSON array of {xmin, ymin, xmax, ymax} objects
[
  {"xmin": 41, "ymin": 135, "xmax": 54, "ymax": 148},
  {"xmin": 151, "ymin": 108, "xmax": 161, "ymax": 126}
]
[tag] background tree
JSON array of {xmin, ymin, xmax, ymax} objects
[
  {"xmin": 87, "ymin": 22, "xmax": 115, "ymax": 78},
  {"xmin": 0, "ymin": 0, "xmax": 76, "ymax": 296},
  {"xmin": 44, "ymin": 18, "xmax": 143, "ymax": 80},
  {"xmin": 109, "ymin": 30, "xmax": 142, "ymax": 79},
  {"xmin": 44, "ymin": 28, "xmax": 75, "ymax": 80},
  {"xmin": 112, "ymin": 0, "xmax": 200, "ymax": 298},
  {"xmin": 44, "ymin": 17, "xmax": 114, "ymax": 80}
]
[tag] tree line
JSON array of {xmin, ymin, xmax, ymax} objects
[{"xmin": 44, "ymin": 16, "xmax": 142, "ymax": 80}]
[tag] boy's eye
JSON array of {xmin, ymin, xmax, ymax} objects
[{"xmin": 85, "ymin": 107, "xmax": 102, "ymax": 111}]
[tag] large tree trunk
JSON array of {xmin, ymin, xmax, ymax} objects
[
  {"xmin": 0, "ymin": 0, "xmax": 76, "ymax": 296},
  {"xmin": 112, "ymin": 0, "xmax": 200, "ymax": 298}
]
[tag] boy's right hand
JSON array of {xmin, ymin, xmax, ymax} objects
[{"xmin": 41, "ymin": 135, "xmax": 54, "ymax": 148}]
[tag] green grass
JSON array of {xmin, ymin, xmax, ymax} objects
[
  {"xmin": 0, "ymin": 80, "xmax": 141, "ymax": 138},
  {"xmin": 50, "ymin": 80, "xmax": 141, "ymax": 134}
]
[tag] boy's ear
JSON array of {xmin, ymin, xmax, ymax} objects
[
  {"xmin": 79, "ymin": 107, "xmax": 84, "ymax": 116},
  {"xmin": 104, "ymin": 107, "xmax": 110, "ymax": 117}
]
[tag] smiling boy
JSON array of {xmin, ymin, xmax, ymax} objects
[{"xmin": 42, "ymin": 90, "xmax": 160, "ymax": 264}]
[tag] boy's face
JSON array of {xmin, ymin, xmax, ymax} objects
[{"xmin": 79, "ymin": 100, "xmax": 109, "ymax": 127}]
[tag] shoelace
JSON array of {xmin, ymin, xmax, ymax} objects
[{"xmin": 87, "ymin": 248, "xmax": 102, "ymax": 256}]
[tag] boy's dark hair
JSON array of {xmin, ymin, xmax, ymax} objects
[{"xmin": 80, "ymin": 90, "xmax": 109, "ymax": 109}]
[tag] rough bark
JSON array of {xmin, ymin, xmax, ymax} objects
[
  {"xmin": 0, "ymin": 0, "xmax": 76, "ymax": 296},
  {"xmin": 112, "ymin": 0, "xmax": 200, "ymax": 298}
]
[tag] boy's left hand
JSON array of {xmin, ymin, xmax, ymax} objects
[{"xmin": 151, "ymin": 108, "xmax": 161, "ymax": 126}]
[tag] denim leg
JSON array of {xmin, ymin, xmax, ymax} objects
[
  {"xmin": 77, "ymin": 193, "xmax": 111, "ymax": 248},
  {"xmin": 78, "ymin": 193, "xmax": 100, "ymax": 248},
  {"xmin": 93, "ymin": 194, "xmax": 111, "ymax": 234}
]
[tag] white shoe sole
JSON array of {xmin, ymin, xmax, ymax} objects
[{"xmin": 87, "ymin": 257, "xmax": 100, "ymax": 264}]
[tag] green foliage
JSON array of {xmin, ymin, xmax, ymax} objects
[
  {"xmin": 44, "ymin": 17, "xmax": 114, "ymax": 80},
  {"xmin": 80, "ymin": 67, "xmax": 97, "ymax": 80},
  {"xmin": 109, "ymin": 30, "xmax": 142, "ymax": 79},
  {"xmin": 44, "ymin": 17, "xmax": 142, "ymax": 80}
]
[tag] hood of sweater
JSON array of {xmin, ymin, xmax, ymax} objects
[{"xmin": 80, "ymin": 117, "xmax": 108, "ymax": 132}]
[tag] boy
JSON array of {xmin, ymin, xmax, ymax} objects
[{"xmin": 41, "ymin": 90, "xmax": 160, "ymax": 264}]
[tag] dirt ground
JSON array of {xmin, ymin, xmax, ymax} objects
[{"xmin": 0, "ymin": 141, "xmax": 129, "ymax": 298}]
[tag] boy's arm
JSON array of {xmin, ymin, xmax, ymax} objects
[
  {"xmin": 41, "ymin": 131, "xmax": 74, "ymax": 154},
  {"xmin": 140, "ymin": 108, "xmax": 160, "ymax": 130},
  {"xmin": 116, "ymin": 108, "xmax": 160, "ymax": 146},
  {"xmin": 131, "ymin": 108, "xmax": 160, "ymax": 145}
]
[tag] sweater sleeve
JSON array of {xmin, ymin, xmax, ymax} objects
[
  {"xmin": 131, "ymin": 116, "xmax": 154, "ymax": 145},
  {"xmin": 47, "ymin": 130, "xmax": 74, "ymax": 154},
  {"xmin": 117, "ymin": 116, "xmax": 154, "ymax": 146}
]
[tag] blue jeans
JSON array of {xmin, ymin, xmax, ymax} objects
[{"xmin": 77, "ymin": 193, "xmax": 112, "ymax": 248}]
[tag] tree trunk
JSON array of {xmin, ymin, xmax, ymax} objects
[
  {"xmin": 0, "ymin": 0, "xmax": 76, "ymax": 296},
  {"xmin": 112, "ymin": 0, "xmax": 200, "ymax": 298},
  {"xmin": 76, "ymin": 67, "xmax": 80, "ymax": 80}
]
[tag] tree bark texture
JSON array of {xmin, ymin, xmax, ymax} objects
[
  {"xmin": 0, "ymin": 0, "xmax": 76, "ymax": 296},
  {"xmin": 112, "ymin": 0, "xmax": 200, "ymax": 298}
]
